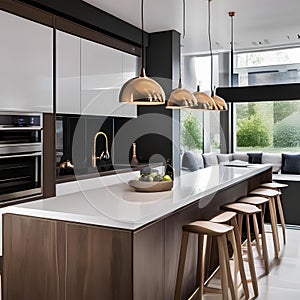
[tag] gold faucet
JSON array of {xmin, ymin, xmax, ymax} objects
[{"xmin": 92, "ymin": 132, "xmax": 110, "ymax": 168}]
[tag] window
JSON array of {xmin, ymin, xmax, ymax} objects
[
  {"xmin": 234, "ymin": 47, "xmax": 300, "ymax": 87},
  {"xmin": 204, "ymin": 112, "xmax": 221, "ymax": 153},
  {"xmin": 234, "ymin": 100, "xmax": 300, "ymax": 153},
  {"xmin": 236, "ymin": 48, "xmax": 300, "ymax": 68},
  {"xmin": 180, "ymin": 110, "xmax": 203, "ymax": 154},
  {"xmin": 180, "ymin": 54, "xmax": 221, "ymax": 154},
  {"xmin": 233, "ymin": 48, "xmax": 300, "ymax": 153}
]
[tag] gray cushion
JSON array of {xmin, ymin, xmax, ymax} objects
[
  {"xmin": 190, "ymin": 149, "xmax": 204, "ymax": 169},
  {"xmin": 202, "ymin": 152, "xmax": 218, "ymax": 167},
  {"xmin": 281, "ymin": 153, "xmax": 300, "ymax": 174},
  {"xmin": 182, "ymin": 151, "xmax": 198, "ymax": 171},
  {"xmin": 262, "ymin": 153, "xmax": 282, "ymax": 173},
  {"xmin": 217, "ymin": 153, "xmax": 233, "ymax": 163},
  {"xmin": 233, "ymin": 152, "xmax": 248, "ymax": 162}
]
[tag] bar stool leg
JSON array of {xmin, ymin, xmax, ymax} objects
[
  {"xmin": 252, "ymin": 213, "xmax": 262, "ymax": 256},
  {"xmin": 227, "ymin": 231, "xmax": 239, "ymax": 295},
  {"xmin": 228, "ymin": 229, "xmax": 249, "ymax": 300},
  {"xmin": 268, "ymin": 196, "xmax": 280, "ymax": 258},
  {"xmin": 222, "ymin": 234, "xmax": 238, "ymax": 300},
  {"xmin": 196, "ymin": 234, "xmax": 207, "ymax": 299},
  {"xmin": 230, "ymin": 217, "xmax": 250, "ymax": 300},
  {"xmin": 217, "ymin": 236, "xmax": 229, "ymax": 300},
  {"xmin": 276, "ymin": 193, "xmax": 287, "ymax": 245},
  {"xmin": 237, "ymin": 214, "xmax": 243, "ymax": 245},
  {"xmin": 174, "ymin": 231, "xmax": 189, "ymax": 300},
  {"xmin": 246, "ymin": 215, "xmax": 259, "ymax": 297},
  {"xmin": 258, "ymin": 203, "xmax": 269, "ymax": 275}
]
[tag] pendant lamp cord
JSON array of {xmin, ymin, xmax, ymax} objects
[
  {"xmin": 178, "ymin": 0, "xmax": 187, "ymax": 87},
  {"xmin": 231, "ymin": 14, "xmax": 233, "ymax": 86},
  {"xmin": 208, "ymin": 0, "xmax": 213, "ymax": 96},
  {"xmin": 141, "ymin": 0, "xmax": 145, "ymax": 70},
  {"xmin": 183, "ymin": 0, "xmax": 186, "ymax": 39},
  {"xmin": 229, "ymin": 12, "xmax": 235, "ymax": 87}
]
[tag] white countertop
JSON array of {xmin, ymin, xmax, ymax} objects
[{"xmin": 1, "ymin": 164, "xmax": 271, "ymax": 231}]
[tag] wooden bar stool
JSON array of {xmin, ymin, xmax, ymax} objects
[
  {"xmin": 174, "ymin": 221, "xmax": 238, "ymax": 300},
  {"xmin": 260, "ymin": 182, "xmax": 288, "ymax": 244},
  {"xmin": 222, "ymin": 203, "xmax": 262, "ymax": 298},
  {"xmin": 238, "ymin": 196, "xmax": 270, "ymax": 275},
  {"xmin": 249, "ymin": 188, "xmax": 281, "ymax": 258},
  {"xmin": 210, "ymin": 211, "xmax": 250, "ymax": 299}
]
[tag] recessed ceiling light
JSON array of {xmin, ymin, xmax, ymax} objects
[{"xmin": 251, "ymin": 39, "xmax": 270, "ymax": 46}]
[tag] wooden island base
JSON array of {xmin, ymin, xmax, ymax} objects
[{"xmin": 2, "ymin": 167, "xmax": 271, "ymax": 300}]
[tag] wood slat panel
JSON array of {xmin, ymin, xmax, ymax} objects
[
  {"xmin": 43, "ymin": 113, "xmax": 56, "ymax": 198},
  {"xmin": 2, "ymin": 214, "xmax": 59, "ymax": 300},
  {"xmin": 133, "ymin": 220, "xmax": 165, "ymax": 300},
  {"xmin": 65, "ymin": 222, "xmax": 132, "ymax": 300}
]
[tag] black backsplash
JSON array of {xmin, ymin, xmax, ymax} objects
[
  {"xmin": 114, "ymin": 105, "xmax": 172, "ymax": 165},
  {"xmin": 57, "ymin": 109, "xmax": 172, "ymax": 175},
  {"xmin": 56, "ymin": 114, "xmax": 114, "ymax": 171}
]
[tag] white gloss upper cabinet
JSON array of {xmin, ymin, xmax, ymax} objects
[
  {"xmin": 0, "ymin": 10, "xmax": 53, "ymax": 113},
  {"xmin": 56, "ymin": 30, "xmax": 80, "ymax": 114},
  {"xmin": 121, "ymin": 52, "xmax": 138, "ymax": 118},
  {"xmin": 81, "ymin": 38, "xmax": 123, "ymax": 116}
]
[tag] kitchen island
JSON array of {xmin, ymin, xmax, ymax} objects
[{"xmin": 1, "ymin": 164, "xmax": 272, "ymax": 300}]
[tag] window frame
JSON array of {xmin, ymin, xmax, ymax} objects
[{"xmin": 217, "ymin": 83, "xmax": 300, "ymax": 153}]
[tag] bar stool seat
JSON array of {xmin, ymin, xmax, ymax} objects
[
  {"xmin": 210, "ymin": 211, "xmax": 237, "ymax": 223},
  {"xmin": 239, "ymin": 196, "xmax": 269, "ymax": 206},
  {"xmin": 222, "ymin": 202, "xmax": 262, "ymax": 298},
  {"xmin": 183, "ymin": 220, "xmax": 233, "ymax": 235},
  {"xmin": 224, "ymin": 202, "xmax": 261, "ymax": 215},
  {"xmin": 249, "ymin": 188, "xmax": 281, "ymax": 258},
  {"xmin": 260, "ymin": 182, "xmax": 288, "ymax": 245},
  {"xmin": 175, "ymin": 220, "xmax": 238, "ymax": 300},
  {"xmin": 238, "ymin": 196, "xmax": 270, "ymax": 274},
  {"xmin": 260, "ymin": 182, "xmax": 288, "ymax": 189},
  {"xmin": 210, "ymin": 211, "xmax": 250, "ymax": 299}
]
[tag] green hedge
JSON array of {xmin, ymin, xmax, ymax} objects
[
  {"xmin": 274, "ymin": 112, "xmax": 300, "ymax": 147},
  {"xmin": 237, "ymin": 116, "xmax": 270, "ymax": 147}
]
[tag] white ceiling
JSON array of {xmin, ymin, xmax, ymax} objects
[{"xmin": 84, "ymin": 0, "xmax": 300, "ymax": 55}]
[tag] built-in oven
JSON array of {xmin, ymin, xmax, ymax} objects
[{"xmin": 0, "ymin": 113, "xmax": 43, "ymax": 204}]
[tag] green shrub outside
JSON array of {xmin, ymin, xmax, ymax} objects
[
  {"xmin": 181, "ymin": 113, "xmax": 202, "ymax": 150},
  {"xmin": 237, "ymin": 116, "xmax": 270, "ymax": 147},
  {"xmin": 273, "ymin": 112, "xmax": 300, "ymax": 147}
]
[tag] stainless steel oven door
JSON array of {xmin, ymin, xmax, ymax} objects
[
  {"xmin": 0, "ymin": 127, "xmax": 42, "ymax": 145},
  {"xmin": 0, "ymin": 151, "xmax": 42, "ymax": 202}
]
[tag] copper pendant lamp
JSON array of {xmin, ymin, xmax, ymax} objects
[
  {"xmin": 193, "ymin": 85, "xmax": 217, "ymax": 110},
  {"xmin": 119, "ymin": 0, "xmax": 165, "ymax": 105},
  {"xmin": 166, "ymin": 0, "xmax": 197, "ymax": 109},
  {"xmin": 208, "ymin": 0, "xmax": 227, "ymax": 111},
  {"xmin": 212, "ymin": 87, "xmax": 228, "ymax": 110},
  {"xmin": 166, "ymin": 79, "xmax": 197, "ymax": 109}
]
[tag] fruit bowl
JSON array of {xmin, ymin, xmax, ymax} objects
[{"xmin": 128, "ymin": 179, "xmax": 173, "ymax": 192}]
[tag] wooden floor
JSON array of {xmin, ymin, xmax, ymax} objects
[
  {"xmin": 255, "ymin": 225, "xmax": 300, "ymax": 299},
  {"xmin": 1, "ymin": 226, "xmax": 300, "ymax": 299},
  {"xmin": 192, "ymin": 225, "xmax": 300, "ymax": 300}
]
